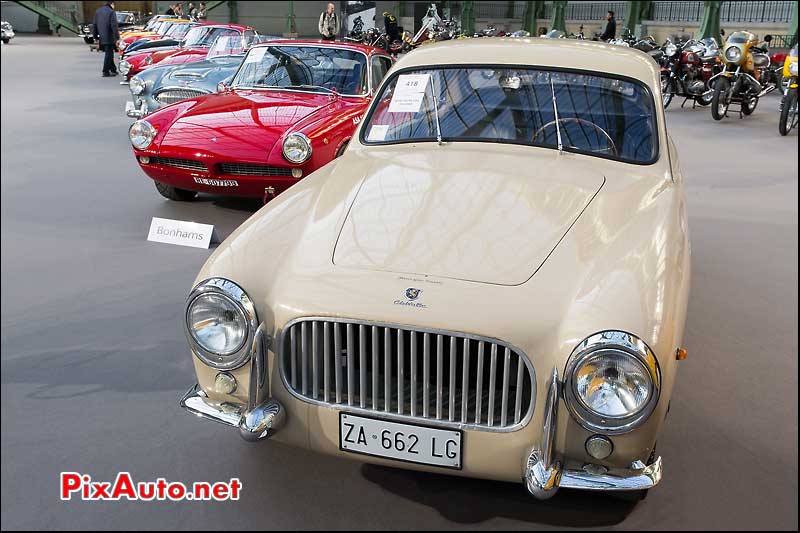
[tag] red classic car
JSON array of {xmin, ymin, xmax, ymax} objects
[
  {"xmin": 119, "ymin": 23, "xmax": 257, "ymax": 81},
  {"xmin": 129, "ymin": 40, "xmax": 393, "ymax": 202}
]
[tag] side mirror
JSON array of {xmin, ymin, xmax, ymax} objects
[
  {"xmin": 764, "ymin": 34, "xmax": 773, "ymax": 43},
  {"xmin": 217, "ymin": 81, "xmax": 230, "ymax": 93}
]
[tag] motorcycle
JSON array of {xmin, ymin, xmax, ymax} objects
[
  {"xmin": 779, "ymin": 44, "xmax": 798, "ymax": 136},
  {"xmin": 344, "ymin": 15, "xmax": 365, "ymax": 43},
  {"xmin": 473, "ymin": 24, "xmax": 497, "ymax": 38},
  {"xmin": 660, "ymin": 37, "xmax": 722, "ymax": 109},
  {"xmin": 710, "ymin": 31, "xmax": 776, "ymax": 120},
  {"xmin": 1, "ymin": 20, "xmax": 14, "ymax": 44}
]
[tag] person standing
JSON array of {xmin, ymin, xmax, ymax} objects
[
  {"xmin": 187, "ymin": 2, "xmax": 197, "ymax": 21},
  {"xmin": 318, "ymin": 3, "xmax": 340, "ymax": 41},
  {"xmin": 196, "ymin": 2, "xmax": 208, "ymax": 21},
  {"xmin": 600, "ymin": 10, "xmax": 616, "ymax": 41},
  {"xmin": 92, "ymin": 1, "xmax": 120, "ymax": 77},
  {"xmin": 383, "ymin": 10, "xmax": 399, "ymax": 52},
  {"xmin": 165, "ymin": 4, "xmax": 176, "ymax": 16}
]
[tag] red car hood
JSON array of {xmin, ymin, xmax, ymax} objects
[
  {"xmin": 150, "ymin": 46, "xmax": 207, "ymax": 66},
  {"xmin": 160, "ymin": 90, "xmax": 338, "ymax": 161}
]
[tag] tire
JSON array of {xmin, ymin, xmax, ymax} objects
[
  {"xmin": 335, "ymin": 141, "xmax": 349, "ymax": 158},
  {"xmin": 1, "ymin": 37, "xmax": 9, "ymax": 44},
  {"xmin": 660, "ymin": 72, "xmax": 674, "ymax": 109},
  {"xmin": 711, "ymin": 78, "xmax": 730, "ymax": 120},
  {"xmin": 779, "ymin": 88, "xmax": 798, "ymax": 136},
  {"xmin": 83, "ymin": 37, "xmax": 94, "ymax": 44},
  {"xmin": 154, "ymin": 181, "xmax": 197, "ymax": 201},
  {"xmin": 608, "ymin": 489, "xmax": 649, "ymax": 503},
  {"xmin": 741, "ymin": 96, "xmax": 758, "ymax": 115}
]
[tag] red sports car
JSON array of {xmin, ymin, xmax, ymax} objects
[
  {"xmin": 129, "ymin": 41, "xmax": 393, "ymax": 202},
  {"xmin": 120, "ymin": 23, "xmax": 257, "ymax": 81}
]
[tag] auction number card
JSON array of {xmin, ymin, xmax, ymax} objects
[{"xmin": 388, "ymin": 74, "xmax": 431, "ymax": 113}]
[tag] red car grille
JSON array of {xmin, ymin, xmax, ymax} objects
[
  {"xmin": 151, "ymin": 157, "xmax": 207, "ymax": 172},
  {"xmin": 218, "ymin": 163, "xmax": 294, "ymax": 177}
]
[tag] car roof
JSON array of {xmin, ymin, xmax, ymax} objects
[
  {"xmin": 250, "ymin": 39, "xmax": 390, "ymax": 56},
  {"xmin": 395, "ymin": 38, "xmax": 661, "ymax": 89}
]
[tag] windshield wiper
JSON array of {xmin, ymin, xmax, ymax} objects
[
  {"xmin": 285, "ymin": 84, "xmax": 335, "ymax": 94},
  {"xmin": 549, "ymin": 75, "xmax": 564, "ymax": 154},
  {"xmin": 429, "ymin": 77, "xmax": 443, "ymax": 145}
]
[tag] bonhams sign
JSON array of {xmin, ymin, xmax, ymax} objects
[{"xmin": 147, "ymin": 217, "xmax": 215, "ymax": 249}]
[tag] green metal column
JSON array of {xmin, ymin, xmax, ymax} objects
[
  {"xmin": 624, "ymin": 1, "xmax": 642, "ymax": 34},
  {"xmin": 506, "ymin": 1, "xmax": 516, "ymax": 19},
  {"xmin": 550, "ymin": 0, "xmax": 567, "ymax": 32},
  {"xmin": 286, "ymin": 0, "xmax": 296, "ymax": 34},
  {"xmin": 697, "ymin": 1, "xmax": 721, "ymax": 45},
  {"xmin": 462, "ymin": 1, "xmax": 475, "ymax": 36},
  {"xmin": 789, "ymin": 0, "xmax": 798, "ymax": 47},
  {"xmin": 228, "ymin": 1, "xmax": 238, "ymax": 24},
  {"xmin": 523, "ymin": 1, "xmax": 543, "ymax": 34},
  {"xmin": 393, "ymin": 1, "xmax": 405, "ymax": 18}
]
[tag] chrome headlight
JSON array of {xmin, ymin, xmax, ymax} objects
[
  {"xmin": 185, "ymin": 278, "xmax": 257, "ymax": 370},
  {"xmin": 128, "ymin": 119, "xmax": 156, "ymax": 150},
  {"xmin": 129, "ymin": 76, "xmax": 148, "ymax": 95},
  {"xmin": 790, "ymin": 61, "xmax": 798, "ymax": 76},
  {"xmin": 145, "ymin": 55, "xmax": 153, "ymax": 65},
  {"xmin": 725, "ymin": 46, "xmax": 742, "ymax": 63},
  {"xmin": 119, "ymin": 60, "xmax": 131, "ymax": 75},
  {"xmin": 664, "ymin": 43, "xmax": 677, "ymax": 57},
  {"xmin": 282, "ymin": 133, "xmax": 312, "ymax": 163},
  {"xmin": 564, "ymin": 331, "xmax": 661, "ymax": 435}
]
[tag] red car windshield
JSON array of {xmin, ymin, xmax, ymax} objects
[{"xmin": 183, "ymin": 26, "xmax": 242, "ymax": 48}]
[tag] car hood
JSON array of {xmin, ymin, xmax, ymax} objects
[
  {"xmin": 162, "ymin": 56, "xmax": 242, "ymax": 86},
  {"xmin": 332, "ymin": 145, "xmax": 605, "ymax": 286},
  {"xmin": 160, "ymin": 89, "xmax": 338, "ymax": 159}
]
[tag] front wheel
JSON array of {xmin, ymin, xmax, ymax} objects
[
  {"xmin": 1, "ymin": 37, "xmax": 9, "ymax": 44},
  {"xmin": 741, "ymin": 96, "xmax": 758, "ymax": 115},
  {"xmin": 711, "ymin": 77, "xmax": 730, "ymax": 120},
  {"xmin": 154, "ymin": 181, "xmax": 197, "ymax": 201},
  {"xmin": 779, "ymin": 88, "xmax": 798, "ymax": 136},
  {"xmin": 83, "ymin": 37, "xmax": 94, "ymax": 44},
  {"xmin": 660, "ymin": 72, "xmax": 674, "ymax": 108}
]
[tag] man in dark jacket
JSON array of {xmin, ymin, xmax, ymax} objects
[
  {"xmin": 92, "ymin": 1, "xmax": 120, "ymax": 77},
  {"xmin": 383, "ymin": 11, "xmax": 399, "ymax": 52},
  {"xmin": 600, "ymin": 10, "xmax": 616, "ymax": 41}
]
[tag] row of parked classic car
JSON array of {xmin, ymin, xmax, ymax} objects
[{"xmin": 109, "ymin": 13, "xmax": 692, "ymax": 505}]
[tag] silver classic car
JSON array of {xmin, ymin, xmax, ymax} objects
[{"xmin": 178, "ymin": 38, "xmax": 690, "ymax": 503}]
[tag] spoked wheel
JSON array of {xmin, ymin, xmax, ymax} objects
[
  {"xmin": 711, "ymin": 78, "xmax": 731, "ymax": 120},
  {"xmin": 779, "ymin": 88, "xmax": 798, "ymax": 136},
  {"xmin": 660, "ymin": 72, "xmax": 674, "ymax": 109},
  {"xmin": 741, "ymin": 96, "xmax": 758, "ymax": 115}
]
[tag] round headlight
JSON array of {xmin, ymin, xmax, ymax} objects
[
  {"xmin": 129, "ymin": 120, "xmax": 156, "ymax": 150},
  {"xmin": 119, "ymin": 60, "xmax": 131, "ymax": 75},
  {"xmin": 188, "ymin": 293, "xmax": 247, "ymax": 355},
  {"xmin": 282, "ymin": 133, "xmax": 312, "ymax": 163},
  {"xmin": 185, "ymin": 278, "xmax": 257, "ymax": 370},
  {"xmin": 564, "ymin": 331, "xmax": 661, "ymax": 435},
  {"xmin": 129, "ymin": 76, "xmax": 147, "ymax": 95},
  {"xmin": 725, "ymin": 46, "xmax": 742, "ymax": 63},
  {"xmin": 664, "ymin": 43, "xmax": 677, "ymax": 57},
  {"xmin": 790, "ymin": 61, "xmax": 798, "ymax": 76}
]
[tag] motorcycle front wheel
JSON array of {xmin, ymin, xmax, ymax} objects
[
  {"xmin": 660, "ymin": 72, "xmax": 674, "ymax": 108},
  {"xmin": 711, "ymin": 78, "xmax": 731, "ymax": 120},
  {"xmin": 779, "ymin": 88, "xmax": 798, "ymax": 136},
  {"xmin": 742, "ymin": 96, "xmax": 758, "ymax": 115}
]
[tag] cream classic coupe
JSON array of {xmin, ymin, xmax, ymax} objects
[{"xmin": 179, "ymin": 38, "xmax": 690, "ymax": 502}]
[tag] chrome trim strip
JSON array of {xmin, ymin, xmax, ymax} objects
[
  {"xmin": 559, "ymin": 457, "xmax": 663, "ymax": 491},
  {"xmin": 277, "ymin": 316, "xmax": 537, "ymax": 433},
  {"xmin": 359, "ymin": 324, "xmax": 367, "ymax": 408}
]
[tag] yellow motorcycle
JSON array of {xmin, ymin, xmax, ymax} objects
[
  {"xmin": 779, "ymin": 44, "xmax": 798, "ymax": 136},
  {"xmin": 710, "ymin": 31, "xmax": 776, "ymax": 120}
]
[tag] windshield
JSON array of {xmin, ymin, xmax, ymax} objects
[
  {"xmin": 233, "ymin": 45, "xmax": 368, "ymax": 95},
  {"xmin": 117, "ymin": 12, "xmax": 135, "ymax": 24},
  {"xmin": 363, "ymin": 67, "xmax": 658, "ymax": 164},
  {"xmin": 156, "ymin": 21, "xmax": 173, "ymax": 35},
  {"xmin": 206, "ymin": 35, "xmax": 248, "ymax": 59},
  {"xmin": 183, "ymin": 26, "xmax": 243, "ymax": 48},
  {"xmin": 728, "ymin": 32, "xmax": 753, "ymax": 44},
  {"xmin": 166, "ymin": 22, "xmax": 192, "ymax": 39}
]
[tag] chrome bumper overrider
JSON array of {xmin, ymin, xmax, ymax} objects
[
  {"xmin": 524, "ymin": 368, "xmax": 663, "ymax": 499},
  {"xmin": 179, "ymin": 384, "xmax": 285, "ymax": 441},
  {"xmin": 179, "ymin": 323, "xmax": 285, "ymax": 441}
]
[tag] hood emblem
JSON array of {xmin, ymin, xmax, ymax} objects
[{"xmin": 405, "ymin": 288, "xmax": 422, "ymax": 300}]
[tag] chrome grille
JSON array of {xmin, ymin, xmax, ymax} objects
[
  {"xmin": 218, "ymin": 163, "xmax": 294, "ymax": 177},
  {"xmin": 154, "ymin": 88, "xmax": 206, "ymax": 105},
  {"xmin": 151, "ymin": 157, "xmax": 207, "ymax": 172},
  {"xmin": 280, "ymin": 319, "xmax": 536, "ymax": 431}
]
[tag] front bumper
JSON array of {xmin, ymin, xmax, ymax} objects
[
  {"xmin": 524, "ymin": 368, "xmax": 662, "ymax": 498},
  {"xmin": 125, "ymin": 98, "xmax": 148, "ymax": 118}
]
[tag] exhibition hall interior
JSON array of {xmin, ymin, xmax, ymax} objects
[{"xmin": 1, "ymin": 0, "xmax": 797, "ymax": 530}]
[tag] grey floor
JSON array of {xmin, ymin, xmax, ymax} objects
[{"xmin": 1, "ymin": 36, "xmax": 797, "ymax": 531}]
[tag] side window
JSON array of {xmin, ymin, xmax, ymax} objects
[
  {"xmin": 370, "ymin": 56, "xmax": 392, "ymax": 94},
  {"xmin": 243, "ymin": 30, "xmax": 256, "ymax": 47}
]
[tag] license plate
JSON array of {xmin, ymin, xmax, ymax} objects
[{"xmin": 339, "ymin": 413, "xmax": 462, "ymax": 469}]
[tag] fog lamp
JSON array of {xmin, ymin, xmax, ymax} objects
[
  {"xmin": 291, "ymin": 168, "xmax": 303, "ymax": 178},
  {"xmin": 139, "ymin": 155, "xmax": 150, "ymax": 164},
  {"xmin": 214, "ymin": 372, "xmax": 237, "ymax": 394},
  {"xmin": 585, "ymin": 434, "xmax": 614, "ymax": 459}
]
